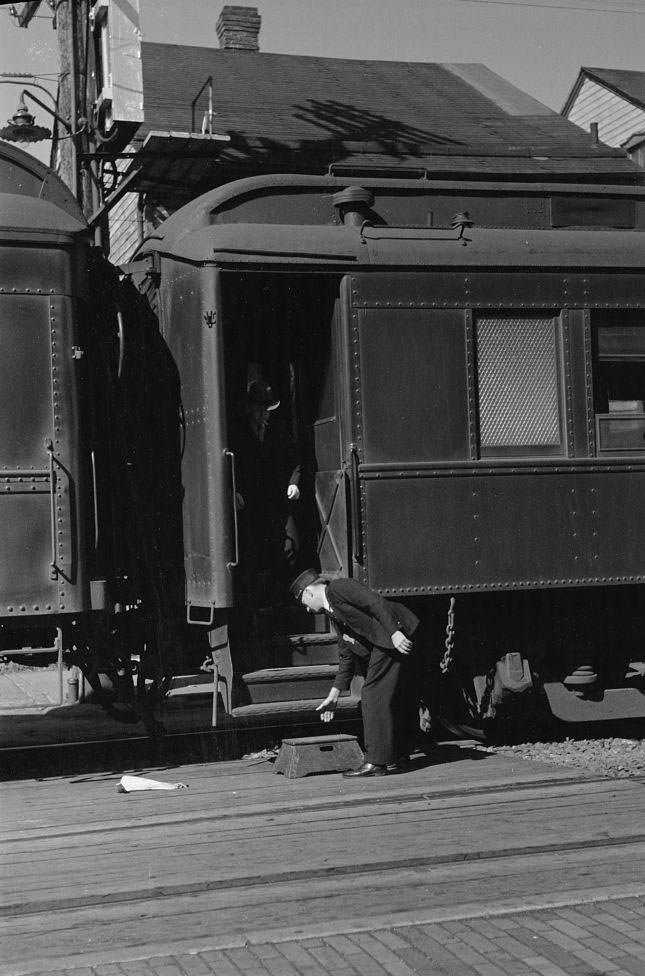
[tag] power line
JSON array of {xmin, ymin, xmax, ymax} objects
[{"xmin": 456, "ymin": 0, "xmax": 645, "ymax": 12}]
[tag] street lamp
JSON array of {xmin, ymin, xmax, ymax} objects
[
  {"xmin": 0, "ymin": 90, "xmax": 51, "ymax": 142},
  {"xmin": 0, "ymin": 87, "xmax": 73, "ymax": 143}
]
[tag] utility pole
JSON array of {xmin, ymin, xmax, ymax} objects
[
  {"xmin": 7, "ymin": 1, "xmax": 93, "ymax": 213},
  {"xmin": 10, "ymin": 0, "xmax": 141, "ymax": 244},
  {"xmin": 52, "ymin": 0, "xmax": 93, "ymax": 217}
]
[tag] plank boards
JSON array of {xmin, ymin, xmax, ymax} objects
[{"xmin": 2, "ymin": 744, "xmax": 644, "ymax": 975}]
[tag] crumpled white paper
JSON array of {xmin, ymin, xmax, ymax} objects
[{"xmin": 116, "ymin": 774, "xmax": 189, "ymax": 793}]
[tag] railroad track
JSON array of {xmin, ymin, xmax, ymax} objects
[{"xmin": 2, "ymin": 753, "xmax": 644, "ymax": 976}]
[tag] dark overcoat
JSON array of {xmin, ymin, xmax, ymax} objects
[{"xmin": 325, "ymin": 579, "xmax": 419, "ymax": 691}]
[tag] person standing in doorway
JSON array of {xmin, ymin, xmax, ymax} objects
[
  {"xmin": 290, "ymin": 569, "xmax": 420, "ymax": 776},
  {"xmin": 234, "ymin": 381, "xmax": 301, "ymax": 604}
]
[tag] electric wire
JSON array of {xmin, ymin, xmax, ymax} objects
[{"xmin": 456, "ymin": 0, "xmax": 645, "ymax": 13}]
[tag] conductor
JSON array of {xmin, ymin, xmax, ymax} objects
[{"xmin": 290, "ymin": 570, "xmax": 419, "ymax": 777}]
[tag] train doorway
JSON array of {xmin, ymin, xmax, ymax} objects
[{"xmin": 220, "ymin": 272, "xmax": 349, "ymax": 610}]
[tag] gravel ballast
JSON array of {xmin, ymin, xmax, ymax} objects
[{"xmin": 481, "ymin": 737, "xmax": 645, "ymax": 778}]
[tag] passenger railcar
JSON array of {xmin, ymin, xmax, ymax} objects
[
  {"xmin": 4, "ymin": 136, "xmax": 645, "ymax": 738},
  {"xmin": 0, "ymin": 144, "xmax": 94, "ymax": 690},
  {"xmin": 0, "ymin": 143, "xmax": 186, "ymax": 723},
  {"xmin": 127, "ymin": 172, "xmax": 645, "ymax": 734}
]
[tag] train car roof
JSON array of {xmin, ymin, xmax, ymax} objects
[
  {"xmin": 0, "ymin": 142, "xmax": 85, "ymax": 225},
  {"xmin": 134, "ymin": 172, "xmax": 645, "ymax": 256},
  {"xmin": 0, "ymin": 193, "xmax": 87, "ymax": 243},
  {"xmin": 135, "ymin": 222, "xmax": 645, "ymax": 271}
]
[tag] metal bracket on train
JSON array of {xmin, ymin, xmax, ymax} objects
[
  {"xmin": 474, "ymin": 652, "xmax": 535, "ymax": 720},
  {"xmin": 118, "ymin": 252, "xmax": 161, "ymax": 284},
  {"xmin": 186, "ymin": 602, "xmax": 216, "ymax": 627}
]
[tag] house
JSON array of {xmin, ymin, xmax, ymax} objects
[
  {"xmin": 100, "ymin": 6, "xmax": 638, "ymax": 264},
  {"xmin": 562, "ymin": 68, "xmax": 645, "ymax": 169}
]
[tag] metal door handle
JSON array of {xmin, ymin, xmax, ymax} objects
[
  {"xmin": 350, "ymin": 444, "xmax": 363, "ymax": 564},
  {"xmin": 224, "ymin": 449, "xmax": 239, "ymax": 569},
  {"xmin": 46, "ymin": 440, "xmax": 58, "ymax": 580}
]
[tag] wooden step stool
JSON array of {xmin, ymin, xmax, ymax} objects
[{"xmin": 274, "ymin": 734, "xmax": 364, "ymax": 778}]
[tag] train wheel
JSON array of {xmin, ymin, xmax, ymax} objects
[
  {"xmin": 434, "ymin": 673, "xmax": 488, "ymax": 742},
  {"xmin": 74, "ymin": 658, "xmax": 142, "ymax": 724},
  {"xmin": 435, "ymin": 673, "xmax": 553, "ymax": 745}
]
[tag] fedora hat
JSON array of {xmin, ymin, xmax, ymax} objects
[
  {"xmin": 247, "ymin": 381, "xmax": 280, "ymax": 410},
  {"xmin": 289, "ymin": 568, "xmax": 320, "ymax": 600}
]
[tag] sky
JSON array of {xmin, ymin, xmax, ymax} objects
[{"xmin": 1, "ymin": 0, "xmax": 645, "ymax": 166}]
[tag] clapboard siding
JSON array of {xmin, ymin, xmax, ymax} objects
[
  {"xmin": 107, "ymin": 147, "xmax": 142, "ymax": 266},
  {"xmin": 566, "ymin": 77, "xmax": 645, "ymax": 148},
  {"xmin": 108, "ymin": 191, "xmax": 141, "ymax": 266}
]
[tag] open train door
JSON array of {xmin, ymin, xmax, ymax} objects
[{"xmin": 159, "ymin": 263, "xmax": 235, "ymax": 623}]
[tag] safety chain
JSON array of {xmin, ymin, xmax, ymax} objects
[{"xmin": 439, "ymin": 596, "xmax": 456, "ymax": 675}]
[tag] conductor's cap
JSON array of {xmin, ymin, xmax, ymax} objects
[
  {"xmin": 247, "ymin": 381, "xmax": 280, "ymax": 411},
  {"xmin": 290, "ymin": 568, "xmax": 320, "ymax": 600}
]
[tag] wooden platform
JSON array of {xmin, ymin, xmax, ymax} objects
[{"xmin": 1, "ymin": 743, "xmax": 644, "ymax": 976}]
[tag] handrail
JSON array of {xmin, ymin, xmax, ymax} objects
[
  {"xmin": 224, "ymin": 448, "xmax": 239, "ymax": 569},
  {"xmin": 178, "ymin": 403, "xmax": 187, "ymax": 460},
  {"xmin": 90, "ymin": 449, "xmax": 99, "ymax": 549},
  {"xmin": 350, "ymin": 444, "xmax": 363, "ymax": 564},
  {"xmin": 116, "ymin": 307, "xmax": 125, "ymax": 379},
  {"xmin": 46, "ymin": 440, "xmax": 58, "ymax": 581}
]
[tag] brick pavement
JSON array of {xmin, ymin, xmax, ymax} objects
[{"xmin": 21, "ymin": 894, "xmax": 645, "ymax": 976}]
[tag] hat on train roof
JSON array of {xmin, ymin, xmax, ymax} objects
[
  {"xmin": 247, "ymin": 381, "xmax": 280, "ymax": 410},
  {"xmin": 289, "ymin": 568, "xmax": 320, "ymax": 600}
]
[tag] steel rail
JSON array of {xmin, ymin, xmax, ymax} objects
[
  {"xmin": 0, "ymin": 772, "xmax": 632, "ymax": 843},
  {"xmin": 3, "ymin": 829, "xmax": 645, "ymax": 918}
]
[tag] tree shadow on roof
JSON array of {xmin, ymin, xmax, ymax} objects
[{"xmin": 291, "ymin": 99, "xmax": 466, "ymax": 152}]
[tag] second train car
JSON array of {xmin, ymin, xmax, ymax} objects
[{"xmin": 122, "ymin": 171, "xmax": 645, "ymax": 735}]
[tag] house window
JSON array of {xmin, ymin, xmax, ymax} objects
[
  {"xmin": 593, "ymin": 311, "xmax": 645, "ymax": 454},
  {"xmin": 476, "ymin": 313, "xmax": 563, "ymax": 457}
]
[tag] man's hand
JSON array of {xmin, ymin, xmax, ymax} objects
[
  {"xmin": 235, "ymin": 491, "xmax": 245, "ymax": 510},
  {"xmin": 287, "ymin": 484, "xmax": 300, "ymax": 501},
  {"xmin": 316, "ymin": 688, "xmax": 340, "ymax": 722},
  {"xmin": 392, "ymin": 630, "xmax": 413, "ymax": 655}
]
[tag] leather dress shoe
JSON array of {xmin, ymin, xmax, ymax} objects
[{"xmin": 343, "ymin": 762, "xmax": 388, "ymax": 778}]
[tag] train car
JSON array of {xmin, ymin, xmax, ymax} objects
[
  {"xmin": 4, "ymin": 139, "xmax": 645, "ymax": 740},
  {"xmin": 0, "ymin": 143, "xmax": 94, "ymax": 692},
  {"xmin": 0, "ymin": 142, "xmax": 187, "ymax": 724},
  {"xmin": 125, "ymin": 171, "xmax": 645, "ymax": 737}
]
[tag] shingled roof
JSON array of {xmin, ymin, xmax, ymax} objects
[{"xmin": 131, "ymin": 44, "xmax": 636, "ymax": 185}]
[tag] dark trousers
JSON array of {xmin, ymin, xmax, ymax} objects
[{"xmin": 360, "ymin": 646, "xmax": 405, "ymax": 766}]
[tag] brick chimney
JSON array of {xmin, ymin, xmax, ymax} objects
[{"xmin": 216, "ymin": 6, "xmax": 261, "ymax": 50}]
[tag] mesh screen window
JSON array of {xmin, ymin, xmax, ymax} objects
[{"xmin": 476, "ymin": 315, "xmax": 562, "ymax": 457}]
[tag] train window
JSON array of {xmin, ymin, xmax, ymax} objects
[
  {"xmin": 593, "ymin": 311, "xmax": 645, "ymax": 454},
  {"xmin": 476, "ymin": 314, "xmax": 564, "ymax": 458},
  {"xmin": 358, "ymin": 308, "xmax": 470, "ymax": 464}
]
